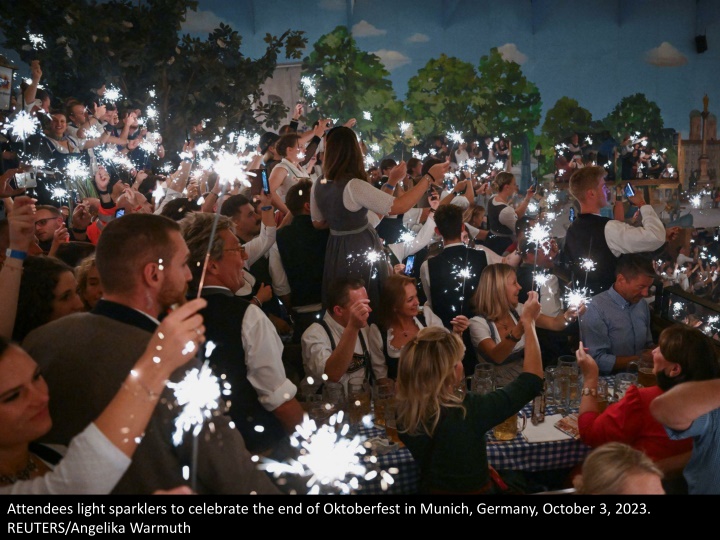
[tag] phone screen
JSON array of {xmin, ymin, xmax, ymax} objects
[
  {"xmin": 569, "ymin": 207, "xmax": 575, "ymax": 222},
  {"xmin": 14, "ymin": 172, "xmax": 37, "ymax": 189},
  {"xmin": 261, "ymin": 169, "xmax": 270, "ymax": 194},
  {"xmin": 624, "ymin": 182, "xmax": 635, "ymax": 199},
  {"xmin": 404, "ymin": 255, "xmax": 415, "ymax": 275},
  {"xmin": 115, "ymin": 208, "xmax": 126, "ymax": 218}
]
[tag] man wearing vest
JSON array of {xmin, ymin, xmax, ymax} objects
[
  {"xmin": 301, "ymin": 278, "xmax": 387, "ymax": 390},
  {"xmin": 180, "ymin": 212, "xmax": 304, "ymax": 461},
  {"xmin": 420, "ymin": 204, "xmax": 487, "ymax": 374},
  {"xmin": 562, "ymin": 166, "xmax": 674, "ymax": 295}
]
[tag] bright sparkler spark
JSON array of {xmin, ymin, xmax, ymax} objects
[
  {"xmin": 527, "ymin": 201, "xmax": 539, "ymax": 215},
  {"xmin": 398, "ymin": 122, "xmax": 411, "ymax": 134},
  {"xmin": 65, "ymin": 158, "xmax": 90, "ymax": 179},
  {"xmin": 369, "ymin": 143, "xmax": 381, "ymax": 153},
  {"xmin": 166, "ymin": 359, "xmax": 229, "ymax": 447},
  {"xmin": 580, "ymin": 258, "xmax": 597, "ymax": 273},
  {"xmin": 533, "ymin": 272, "xmax": 549, "ymax": 287},
  {"xmin": 50, "ymin": 187, "xmax": 68, "ymax": 201},
  {"xmin": 564, "ymin": 287, "xmax": 591, "ymax": 310},
  {"xmin": 672, "ymin": 301, "xmax": 684, "ymax": 317},
  {"xmin": 145, "ymin": 105, "xmax": 158, "ymax": 119},
  {"xmin": 363, "ymin": 111, "xmax": 372, "ymax": 121},
  {"xmin": 691, "ymin": 195, "xmax": 702, "ymax": 208},
  {"xmin": 28, "ymin": 34, "xmax": 46, "ymax": 49},
  {"xmin": 364, "ymin": 154, "xmax": 375, "ymax": 168},
  {"xmin": 152, "ymin": 182, "xmax": 166, "ymax": 205},
  {"xmin": 398, "ymin": 231, "xmax": 416, "ymax": 243},
  {"xmin": 213, "ymin": 150, "xmax": 248, "ymax": 187},
  {"xmin": 300, "ymin": 76, "xmax": 317, "ymax": 97},
  {"xmin": 456, "ymin": 267, "xmax": 471, "ymax": 280},
  {"xmin": 544, "ymin": 211, "xmax": 557, "ymax": 222},
  {"xmin": 84, "ymin": 124, "xmax": 102, "ymax": 139},
  {"xmin": 259, "ymin": 413, "xmax": 372, "ymax": 494},
  {"xmin": 103, "ymin": 85, "xmax": 123, "ymax": 104},
  {"xmin": 546, "ymin": 192, "xmax": 558, "ymax": 205},
  {"xmin": 527, "ymin": 223, "xmax": 551, "ymax": 253},
  {"xmin": 447, "ymin": 130, "xmax": 464, "ymax": 144},
  {"xmin": 6, "ymin": 111, "xmax": 40, "ymax": 142},
  {"xmin": 366, "ymin": 250, "xmax": 382, "ymax": 264}
]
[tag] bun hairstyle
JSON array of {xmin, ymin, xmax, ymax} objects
[{"xmin": 493, "ymin": 171, "xmax": 515, "ymax": 192}]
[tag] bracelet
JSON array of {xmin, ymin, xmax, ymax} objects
[
  {"xmin": 506, "ymin": 332, "xmax": 521, "ymax": 343},
  {"xmin": 208, "ymin": 191, "xmax": 219, "ymax": 198},
  {"xmin": 71, "ymin": 227, "xmax": 87, "ymax": 233},
  {"xmin": 581, "ymin": 387, "xmax": 597, "ymax": 397},
  {"xmin": 425, "ymin": 173, "xmax": 437, "ymax": 183},
  {"xmin": 252, "ymin": 295, "xmax": 263, "ymax": 307},
  {"xmin": 260, "ymin": 205, "xmax": 273, "ymax": 211},
  {"xmin": 97, "ymin": 189, "xmax": 109, "ymax": 195},
  {"xmin": 134, "ymin": 205, "xmax": 143, "ymax": 212},
  {"xmin": 123, "ymin": 374, "xmax": 163, "ymax": 401},
  {"xmin": 5, "ymin": 248, "xmax": 27, "ymax": 261}
]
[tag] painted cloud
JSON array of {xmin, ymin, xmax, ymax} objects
[
  {"xmin": 373, "ymin": 49, "xmax": 411, "ymax": 70},
  {"xmin": 497, "ymin": 43, "xmax": 527, "ymax": 65},
  {"xmin": 407, "ymin": 33, "xmax": 430, "ymax": 43},
  {"xmin": 645, "ymin": 42, "xmax": 687, "ymax": 67},
  {"xmin": 352, "ymin": 20, "xmax": 387, "ymax": 37}
]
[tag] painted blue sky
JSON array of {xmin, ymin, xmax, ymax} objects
[{"xmin": 183, "ymin": 0, "xmax": 720, "ymax": 138}]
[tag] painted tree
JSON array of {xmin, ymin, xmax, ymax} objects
[
  {"xmin": 542, "ymin": 97, "xmax": 593, "ymax": 143},
  {"xmin": 602, "ymin": 93, "xmax": 666, "ymax": 145},
  {"xmin": 0, "ymin": 0, "xmax": 306, "ymax": 151},
  {"xmin": 476, "ymin": 48, "xmax": 542, "ymax": 188},
  {"xmin": 300, "ymin": 25, "xmax": 403, "ymax": 156},
  {"xmin": 404, "ymin": 54, "xmax": 484, "ymax": 144}
]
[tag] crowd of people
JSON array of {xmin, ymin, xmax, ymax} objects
[{"xmin": 2, "ymin": 59, "xmax": 720, "ymax": 496}]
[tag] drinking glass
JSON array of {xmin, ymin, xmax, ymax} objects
[
  {"xmin": 384, "ymin": 398, "xmax": 405, "ymax": 447},
  {"xmin": 543, "ymin": 365, "xmax": 557, "ymax": 407},
  {"xmin": 492, "ymin": 411, "xmax": 527, "ymax": 441},
  {"xmin": 347, "ymin": 379, "xmax": 371, "ymax": 426},
  {"xmin": 471, "ymin": 364, "xmax": 495, "ymax": 395},
  {"xmin": 373, "ymin": 379, "xmax": 395, "ymax": 427},
  {"xmin": 614, "ymin": 372, "xmax": 638, "ymax": 401},
  {"xmin": 596, "ymin": 379, "xmax": 609, "ymax": 413},
  {"xmin": 322, "ymin": 381, "xmax": 347, "ymax": 419}
]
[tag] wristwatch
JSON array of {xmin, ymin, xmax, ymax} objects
[{"xmin": 581, "ymin": 387, "xmax": 597, "ymax": 397}]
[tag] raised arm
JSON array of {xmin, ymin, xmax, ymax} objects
[{"xmin": 650, "ymin": 379, "xmax": 720, "ymax": 431}]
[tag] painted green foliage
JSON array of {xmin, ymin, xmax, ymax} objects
[
  {"xmin": 476, "ymin": 48, "xmax": 542, "ymax": 140},
  {"xmin": 405, "ymin": 54, "xmax": 484, "ymax": 141},
  {"xmin": 0, "ymin": 0, "xmax": 307, "ymax": 151},
  {"xmin": 301, "ymin": 25, "xmax": 402, "ymax": 153},
  {"xmin": 602, "ymin": 93, "xmax": 665, "ymax": 144},
  {"xmin": 542, "ymin": 97, "xmax": 593, "ymax": 143}
]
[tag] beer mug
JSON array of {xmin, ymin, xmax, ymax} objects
[
  {"xmin": 373, "ymin": 379, "xmax": 395, "ymax": 427},
  {"xmin": 543, "ymin": 366, "xmax": 558, "ymax": 406},
  {"xmin": 596, "ymin": 379, "xmax": 610, "ymax": 414},
  {"xmin": 614, "ymin": 372, "xmax": 638, "ymax": 401},
  {"xmin": 384, "ymin": 398, "xmax": 405, "ymax": 447},
  {"xmin": 347, "ymin": 378, "xmax": 371, "ymax": 426},
  {"xmin": 471, "ymin": 364, "xmax": 495, "ymax": 394},
  {"xmin": 492, "ymin": 411, "xmax": 527, "ymax": 441},
  {"xmin": 630, "ymin": 353, "xmax": 656, "ymax": 387},
  {"xmin": 322, "ymin": 381, "xmax": 347, "ymax": 417}
]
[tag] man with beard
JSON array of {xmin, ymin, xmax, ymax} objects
[{"xmin": 22, "ymin": 214, "xmax": 280, "ymax": 494}]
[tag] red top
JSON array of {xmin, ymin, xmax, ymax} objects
[{"xmin": 578, "ymin": 384, "xmax": 692, "ymax": 462}]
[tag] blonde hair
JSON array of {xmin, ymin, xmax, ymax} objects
[
  {"xmin": 396, "ymin": 327, "xmax": 466, "ymax": 437},
  {"xmin": 472, "ymin": 263, "xmax": 516, "ymax": 321},
  {"xmin": 492, "ymin": 171, "xmax": 515, "ymax": 193},
  {"xmin": 75, "ymin": 254, "xmax": 98, "ymax": 310},
  {"xmin": 568, "ymin": 166, "xmax": 605, "ymax": 203},
  {"xmin": 573, "ymin": 442, "xmax": 663, "ymax": 495}
]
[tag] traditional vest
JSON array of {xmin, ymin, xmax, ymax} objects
[{"xmin": 562, "ymin": 213, "xmax": 616, "ymax": 295}]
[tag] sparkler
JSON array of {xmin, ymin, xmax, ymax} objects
[
  {"xmin": 167, "ymin": 354, "xmax": 231, "ymax": 491},
  {"xmin": 259, "ymin": 413, "xmax": 382, "ymax": 494},
  {"xmin": 363, "ymin": 111, "xmax": 372, "ymax": 121},
  {"xmin": 526, "ymin": 223, "xmax": 551, "ymax": 291},
  {"xmin": 691, "ymin": 194, "xmax": 702, "ymax": 209},
  {"xmin": 27, "ymin": 34, "xmax": 46, "ymax": 49},
  {"xmin": 5, "ymin": 110, "xmax": 41, "ymax": 143},
  {"xmin": 102, "ymin": 85, "xmax": 123, "ymax": 104}
]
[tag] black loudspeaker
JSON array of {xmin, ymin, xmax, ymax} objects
[{"xmin": 696, "ymin": 35, "xmax": 708, "ymax": 53}]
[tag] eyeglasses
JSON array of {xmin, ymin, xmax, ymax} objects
[{"xmin": 35, "ymin": 218, "xmax": 59, "ymax": 227}]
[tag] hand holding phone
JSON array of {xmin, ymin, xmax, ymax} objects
[
  {"xmin": 261, "ymin": 169, "xmax": 270, "ymax": 195},
  {"xmin": 569, "ymin": 207, "xmax": 576, "ymax": 222},
  {"xmin": 404, "ymin": 255, "xmax": 415, "ymax": 275},
  {"xmin": 624, "ymin": 182, "xmax": 635, "ymax": 199}
]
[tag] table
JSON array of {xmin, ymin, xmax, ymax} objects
[{"xmin": 356, "ymin": 403, "xmax": 591, "ymax": 495}]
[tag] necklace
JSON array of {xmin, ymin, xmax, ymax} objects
[{"xmin": 0, "ymin": 456, "xmax": 38, "ymax": 485}]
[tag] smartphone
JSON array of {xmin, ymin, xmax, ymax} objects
[
  {"xmin": 14, "ymin": 172, "xmax": 37, "ymax": 189},
  {"xmin": 569, "ymin": 207, "xmax": 576, "ymax": 222},
  {"xmin": 261, "ymin": 169, "xmax": 270, "ymax": 195},
  {"xmin": 404, "ymin": 255, "xmax": 415, "ymax": 275},
  {"xmin": 115, "ymin": 208, "xmax": 126, "ymax": 218},
  {"xmin": 624, "ymin": 182, "xmax": 636, "ymax": 199},
  {"xmin": 531, "ymin": 179, "xmax": 538, "ymax": 192}
]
